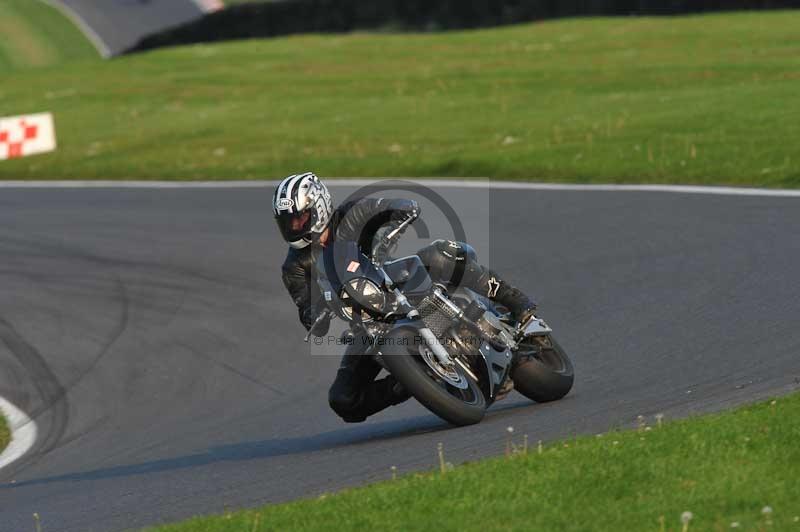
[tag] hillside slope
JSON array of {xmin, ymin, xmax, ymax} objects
[
  {"xmin": 0, "ymin": 0, "xmax": 98, "ymax": 71},
  {"xmin": 1, "ymin": 11, "xmax": 798, "ymax": 184}
]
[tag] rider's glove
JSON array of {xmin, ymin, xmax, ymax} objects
[
  {"xmin": 372, "ymin": 200, "xmax": 419, "ymax": 263},
  {"xmin": 373, "ymin": 225, "xmax": 401, "ymax": 263},
  {"xmin": 387, "ymin": 199, "xmax": 420, "ymax": 222}
]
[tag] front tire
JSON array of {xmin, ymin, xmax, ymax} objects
[
  {"xmin": 512, "ymin": 335, "xmax": 574, "ymax": 403},
  {"xmin": 380, "ymin": 328, "xmax": 486, "ymax": 426}
]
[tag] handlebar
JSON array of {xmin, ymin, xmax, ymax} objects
[
  {"xmin": 373, "ymin": 211, "xmax": 418, "ymax": 268},
  {"xmin": 385, "ymin": 211, "xmax": 418, "ymax": 242}
]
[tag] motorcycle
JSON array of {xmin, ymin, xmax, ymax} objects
[{"xmin": 306, "ymin": 214, "xmax": 574, "ymax": 426}]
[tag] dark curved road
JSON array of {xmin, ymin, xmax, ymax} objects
[
  {"xmin": 0, "ymin": 182, "xmax": 799, "ymax": 531},
  {"xmin": 51, "ymin": 0, "xmax": 209, "ymax": 57}
]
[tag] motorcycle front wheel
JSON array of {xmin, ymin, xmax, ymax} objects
[{"xmin": 380, "ymin": 327, "xmax": 486, "ymax": 426}]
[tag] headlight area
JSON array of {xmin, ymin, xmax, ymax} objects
[{"xmin": 340, "ymin": 278, "xmax": 386, "ymax": 322}]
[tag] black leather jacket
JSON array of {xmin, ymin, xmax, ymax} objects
[
  {"xmin": 281, "ymin": 198, "xmax": 418, "ymax": 330},
  {"xmin": 281, "ymin": 198, "xmax": 535, "ymax": 332}
]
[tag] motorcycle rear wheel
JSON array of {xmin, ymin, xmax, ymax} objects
[
  {"xmin": 512, "ymin": 335, "xmax": 574, "ymax": 403},
  {"xmin": 380, "ymin": 328, "xmax": 486, "ymax": 426}
]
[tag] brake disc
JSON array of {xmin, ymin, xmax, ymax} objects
[{"xmin": 418, "ymin": 345, "xmax": 468, "ymax": 389}]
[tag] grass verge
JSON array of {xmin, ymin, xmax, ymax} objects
[
  {"xmin": 149, "ymin": 393, "xmax": 800, "ymax": 532},
  {"xmin": 1, "ymin": 11, "xmax": 799, "ymax": 184},
  {"xmin": 0, "ymin": 0, "xmax": 98, "ymax": 71},
  {"xmin": 0, "ymin": 412, "xmax": 9, "ymax": 454}
]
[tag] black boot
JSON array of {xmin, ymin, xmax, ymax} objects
[
  {"xmin": 345, "ymin": 375, "xmax": 411, "ymax": 422},
  {"xmin": 328, "ymin": 352, "xmax": 364, "ymax": 419},
  {"xmin": 328, "ymin": 348, "xmax": 385, "ymax": 422},
  {"xmin": 487, "ymin": 270, "xmax": 537, "ymax": 323}
]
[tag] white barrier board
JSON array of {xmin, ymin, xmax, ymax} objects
[{"xmin": 0, "ymin": 112, "xmax": 57, "ymax": 161}]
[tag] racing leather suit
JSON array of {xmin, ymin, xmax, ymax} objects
[{"xmin": 280, "ymin": 197, "xmax": 536, "ymax": 422}]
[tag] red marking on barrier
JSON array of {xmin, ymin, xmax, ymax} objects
[
  {"xmin": 7, "ymin": 143, "xmax": 23, "ymax": 159},
  {"xmin": 0, "ymin": 115, "xmax": 54, "ymax": 159}
]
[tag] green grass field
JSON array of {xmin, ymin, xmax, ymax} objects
[
  {"xmin": 150, "ymin": 393, "xmax": 800, "ymax": 532},
  {"xmin": 0, "ymin": 413, "xmax": 9, "ymax": 454},
  {"xmin": 0, "ymin": 0, "xmax": 98, "ymax": 71},
  {"xmin": 1, "ymin": 11, "xmax": 799, "ymax": 184}
]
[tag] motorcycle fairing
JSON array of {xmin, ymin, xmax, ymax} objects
[
  {"xmin": 383, "ymin": 255, "xmax": 432, "ymax": 295},
  {"xmin": 450, "ymin": 288, "xmax": 514, "ymax": 399},
  {"xmin": 478, "ymin": 341, "xmax": 513, "ymax": 399}
]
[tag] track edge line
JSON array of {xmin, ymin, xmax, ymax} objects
[
  {"xmin": 0, "ymin": 396, "xmax": 38, "ymax": 472},
  {"xmin": 0, "ymin": 179, "xmax": 800, "ymax": 197}
]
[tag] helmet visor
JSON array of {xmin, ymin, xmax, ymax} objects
[{"xmin": 276, "ymin": 209, "xmax": 316, "ymax": 243}]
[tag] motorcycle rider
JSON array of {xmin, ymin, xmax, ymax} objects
[{"xmin": 274, "ymin": 172, "xmax": 537, "ymax": 423}]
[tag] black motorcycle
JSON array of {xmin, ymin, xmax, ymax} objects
[{"xmin": 307, "ymin": 214, "xmax": 574, "ymax": 426}]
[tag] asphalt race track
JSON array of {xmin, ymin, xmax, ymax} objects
[{"xmin": 1, "ymin": 182, "xmax": 799, "ymax": 531}]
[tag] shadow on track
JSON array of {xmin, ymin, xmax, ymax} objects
[
  {"xmin": 1, "ymin": 414, "xmax": 450, "ymax": 489},
  {"xmin": 2, "ymin": 398, "xmax": 545, "ymax": 490}
]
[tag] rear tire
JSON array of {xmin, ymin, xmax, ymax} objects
[
  {"xmin": 380, "ymin": 328, "xmax": 486, "ymax": 426},
  {"xmin": 512, "ymin": 335, "xmax": 574, "ymax": 403}
]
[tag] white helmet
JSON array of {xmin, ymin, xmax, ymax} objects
[{"xmin": 273, "ymin": 172, "xmax": 333, "ymax": 249}]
